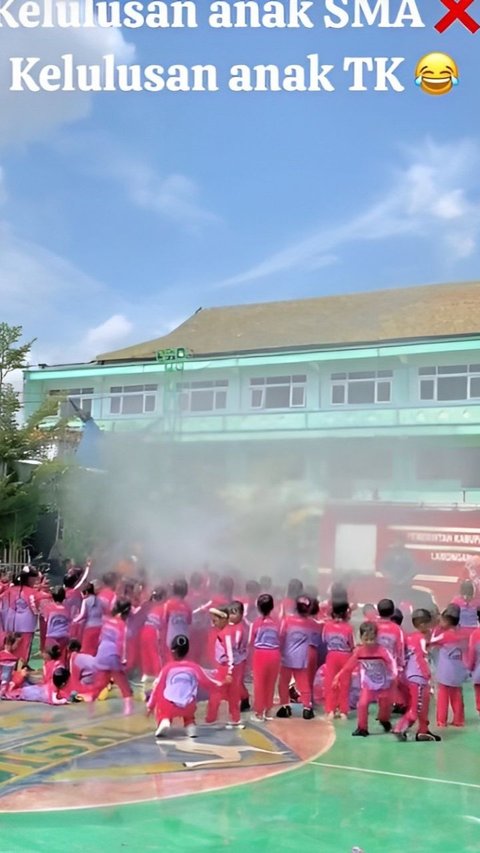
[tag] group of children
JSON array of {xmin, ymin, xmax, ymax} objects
[{"xmin": 1, "ymin": 562, "xmax": 479, "ymax": 744}]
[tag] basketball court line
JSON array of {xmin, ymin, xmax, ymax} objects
[{"xmin": 310, "ymin": 761, "xmax": 480, "ymax": 790}]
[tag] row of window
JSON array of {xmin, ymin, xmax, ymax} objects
[{"xmin": 48, "ymin": 364, "xmax": 480, "ymax": 415}]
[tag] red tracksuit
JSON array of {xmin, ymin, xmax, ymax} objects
[
  {"xmin": 140, "ymin": 602, "xmax": 165, "ymax": 677},
  {"xmin": 97, "ymin": 586, "xmax": 117, "ymax": 616},
  {"xmin": 338, "ymin": 644, "xmax": 396, "ymax": 731},
  {"xmin": 323, "ymin": 619, "xmax": 354, "ymax": 715},
  {"xmin": 195, "ymin": 595, "xmax": 230, "ymax": 665},
  {"xmin": 376, "ymin": 617, "xmax": 408, "ymax": 709},
  {"xmin": 250, "ymin": 615, "xmax": 281, "ymax": 716},
  {"xmin": 394, "ymin": 631, "xmax": 432, "ymax": 736},
  {"xmin": 92, "ymin": 616, "xmax": 132, "ymax": 700},
  {"xmin": 148, "ymin": 659, "xmax": 220, "ymax": 726},
  {"xmin": 3, "ymin": 585, "xmax": 39, "ymax": 663},
  {"xmin": 430, "ymin": 627, "xmax": 469, "ymax": 726},
  {"xmin": 206, "ymin": 623, "xmax": 242, "ymax": 724},
  {"xmin": 279, "ymin": 614, "xmax": 312, "ymax": 709},
  {"xmin": 69, "ymin": 651, "xmax": 97, "ymax": 698},
  {"xmin": 43, "ymin": 601, "xmax": 71, "ymax": 661},
  {"xmin": 307, "ymin": 617, "xmax": 325, "ymax": 701}
]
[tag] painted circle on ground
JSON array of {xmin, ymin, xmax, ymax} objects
[{"xmin": 0, "ymin": 700, "xmax": 335, "ymax": 812}]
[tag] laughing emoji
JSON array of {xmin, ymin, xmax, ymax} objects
[{"xmin": 415, "ymin": 53, "xmax": 458, "ymax": 96}]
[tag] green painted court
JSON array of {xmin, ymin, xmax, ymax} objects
[{"xmin": 1, "ymin": 689, "xmax": 479, "ymax": 853}]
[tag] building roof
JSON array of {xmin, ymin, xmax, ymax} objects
[{"xmin": 96, "ymin": 281, "xmax": 480, "ymax": 362}]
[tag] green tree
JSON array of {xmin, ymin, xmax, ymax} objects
[
  {"xmin": 0, "ymin": 322, "xmax": 36, "ymax": 468},
  {"xmin": 0, "ymin": 323, "xmax": 46, "ymax": 558}
]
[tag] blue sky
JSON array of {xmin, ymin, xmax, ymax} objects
[{"xmin": 0, "ymin": 1, "xmax": 479, "ymax": 365}]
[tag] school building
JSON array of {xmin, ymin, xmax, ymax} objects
[{"xmin": 22, "ymin": 280, "xmax": 480, "ymax": 586}]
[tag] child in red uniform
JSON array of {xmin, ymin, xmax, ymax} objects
[
  {"xmin": 140, "ymin": 587, "xmax": 167, "ymax": 681},
  {"xmin": 228, "ymin": 600, "xmax": 251, "ymax": 712},
  {"xmin": 194, "ymin": 575, "xmax": 234, "ymax": 666},
  {"xmin": 91, "ymin": 599, "xmax": 134, "ymax": 715},
  {"xmin": 163, "ymin": 580, "xmax": 192, "ymax": 661},
  {"xmin": 3, "ymin": 567, "xmax": 40, "ymax": 663},
  {"xmin": 147, "ymin": 635, "xmax": 221, "ymax": 738},
  {"xmin": 430, "ymin": 604, "xmax": 469, "ymax": 727},
  {"xmin": 323, "ymin": 601, "xmax": 354, "ymax": 719},
  {"xmin": 97, "ymin": 572, "xmax": 119, "ymax": 615},
  {"xmin": 73, "ymin": 583, "xmax": 105, "ymax": 654},
  {"xmin": 277, "ymin": 595, "xmax": 315, "ymax": 720},
  {"xmin": 393, "ymin": 608, "xmax": 441, "ymax": 742},
  {"xmin": 43, "ymin": 587, "xmax": 71, "ymax": 660},
  {"xmin": 0, "ymin": 633, "xmax": 21, "ymax": 697},
  {"xmin": 278, "ymin": 578, "xmax": 303, "ymax": 620},
  {"xmin": 307, "ymin": 598, "xmax": 325, "ymax": 706},
  {"xmin": 451, "ymin": 580, "xmax": 480, "ymax": 634},
  {"xmin": 376, "ymin": 598, "xmax": 408, "ymax": 712},
  {"xmin": 334, "ymin": 621, "xmax": 396, "ymax": 737},
  {"xmin": 67, "ymin": 639, "xmax": 97, "ymax": 701},
  {"xmin": 205, "ymin": 607, "xmax": 244, "ymax": 729},
  {"xmin": 250, "ymin": 594, "xmax": 281, "ymax": 721},
  {"xmin": 468, "ymin": 608, "xmax": 480, "ymax": 714}
]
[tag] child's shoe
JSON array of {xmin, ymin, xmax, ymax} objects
[
  {"xmin": 302, "ymin": 708, "xmax": 315, "ymax": 720},
  {"xmin": 352, "ymin": 728, "xmax": 369, "ymax": 737},
  {"xmin": 185, "ymin": 724, "xmax": 197, "ymax": 738},
  {"xmin": 276, "ymin": 705, "xmax": 292, "ymax": 718},
  {"xmin": 250, "ymin": 713, "xmax": 265, "ymax": 723},
  {"xmin": 225, "ymin": 721, "xmax": 245, "ymax": 730},
  {"xmin": 380, "ymin": 720, "xmax": 392, "ymax": 733},
  {"xmin": 155, "ymin": 718, "xmax": 171, "ymax": 737},
  {"xmin": 416, "ymin": 730, "xmax": 442, "ymax": 742},
  {"xmin": 394, "ymin": 730, "xmax": 408, "ymax": 742}
]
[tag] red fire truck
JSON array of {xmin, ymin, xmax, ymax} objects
[{"xmin": 317, "ymin": 501, "xmax": 480, "ymax": 608}]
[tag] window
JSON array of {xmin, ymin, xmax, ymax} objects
[
  {"xmin": 49, "ymin": 387, "xmax": 94, "ymax": 416},
  {"xmin": 109, "ymin": 384, "xmax": 157, "ymax": 415},
  {"xmin": 249, "ymin": 375, "xmax": 306, "ymax": 410},
  {"xmin": 418, "ymin": 365, "xmax": 480, "ymax": 402},
  {"xmin": 176, "ymin": 380, "xmax": 228, "ymax": 412},
  {"xmin": 330, "ymin": 370, "xmax": 392, "ymax": 405},
  {"xmin": 417, "ymin": 448, "xmax": 480, "ymax": 487}
]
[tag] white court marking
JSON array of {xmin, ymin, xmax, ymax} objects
[{"xmin": 311, "ymin": 761, "xmax": 480, "ymax": 791}]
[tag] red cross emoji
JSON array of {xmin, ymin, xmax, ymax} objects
[{"xmin": 435, "ymin": 0, "xmax": 480, "ymax": 33}]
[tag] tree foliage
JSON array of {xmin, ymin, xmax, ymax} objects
[{"xmin": 0, "ymin": 322, "xmax": 60, "ymax": 555}]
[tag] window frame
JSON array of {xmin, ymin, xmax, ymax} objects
[
  {"xmin": 176, "ymin": 379, "xmax": 228, "ymax": 413},
  {"xmin": 108, "ymin": 384, "xmax": 158, "ymax": 416},
  {"xmin": 330, "ymin": 370, "xmax": 393, "ymax": 407},
  {"xmin": 249, "ymin": 375, "xmax": 307, "ymax": 411},
  {"xmin": 418, "ymin": 364, "xmax": 480, "ymax": 403},
  {"xmin": 49, "ymin": 387, "xmax": 95, "ymax": 417}
]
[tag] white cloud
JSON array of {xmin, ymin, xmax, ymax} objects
[
  {"xmin": 85, "ymin": 314, "xmax": 134, "ymax": 353},
  {"xmin": 54, "ymin": 133, "xmax": 218, "ymax": 229},
  {"xmin": 102, "ymin": 156, "xmax": 218, "ymax": 228},
  {"xmin": 0, "ymin": 1, "xmax": 134, "ymax": 146},
  {"xmin": 0, "ymin": 222, "xmax": 182, "ymax": 369},
  {"xmin": 218, "ymin": 139, "xmax": 480, "ymax": 288}
]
